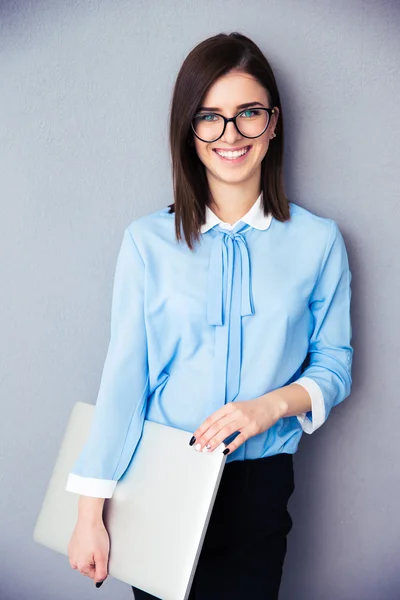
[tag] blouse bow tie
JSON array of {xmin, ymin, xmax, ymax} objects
[{"xmin": 206, "ymin": 223, "xmax": 255, "ymax": 327}]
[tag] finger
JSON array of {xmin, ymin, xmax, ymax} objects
[
  {"xmin": 94, "ymin": 556, "xmax": 108, "ymax": 584},
  {"xmin": 222, "ymin": 428, "xmax": 251, "ymax": 455},
  {"xmin": 196, "ymin": 413, "xmax": 240, "ymax": 451},
  {"xmin": 79, "ymin": 563, "xmax": 96, "ymax": 580},
  {"xmin": 191, "ymin": 403, "xmax": 235, "ymax": 446},
  {"xmin": 86, "ymin": 569, "xmax": 96, "ymax": 581}
]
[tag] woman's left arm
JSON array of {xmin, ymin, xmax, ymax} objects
[{"xmin": 286, "ymin": 219, "xmax": 353, "ymax": 434}]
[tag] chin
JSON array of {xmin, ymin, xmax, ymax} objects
[{"xmin": 210, "ymin": 159, "xmax": 261, "ymax": 178}]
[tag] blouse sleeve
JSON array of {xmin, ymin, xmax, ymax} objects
[
  {"xmin": 65, "ymin": 227, "xmax": 149, "ymax": 498},
  {"xmin": 291, "ymin": 220, "xmax": 353, "ymax": 433}
]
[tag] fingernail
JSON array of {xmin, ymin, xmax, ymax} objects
[
  {"xmin": 223, "ymin": 448, "xmax": 230, "ymax": 455},
  {"xmin": 96, "ymin": 582, "xmax": 103, "ymax": 588},
  {"xmin": 195, "ymin": 443, "xmax": 201, "ymax": 451},
  {"xmin": 189, "ymin": 435, "xmax": 196, "ymax": 446}
]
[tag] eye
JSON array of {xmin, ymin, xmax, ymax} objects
[
  {"xmin": 239, "ymin": 109, "xmax": 261, "ymax": 118},
  {"xmin": 194, "ymin": 113, "xmax": 219, "ymax": 122}
]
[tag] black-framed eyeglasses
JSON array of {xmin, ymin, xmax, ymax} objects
[{"xmin": 191, "ymin": 107, "xmax": 276, "ymax": 143}]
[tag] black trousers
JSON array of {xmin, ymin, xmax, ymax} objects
[{"xmin": 132, "ymin": 453, "xmax": 294, "ymax": 600}]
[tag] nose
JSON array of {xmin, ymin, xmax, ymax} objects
[{"xmin": 220, "ymin": 119, "xmax": 242, "ymax": 145}]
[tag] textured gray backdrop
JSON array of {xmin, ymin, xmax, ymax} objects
[{"xmin": 1, "ymin": 1, "xmax": 399, "ymax": 599}]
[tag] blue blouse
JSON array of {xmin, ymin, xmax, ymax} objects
[{"xmin": 65, "ymin": 194, "xmax": 353, "ymax": 498}]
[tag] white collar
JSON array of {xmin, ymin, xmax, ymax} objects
[{"xmin": 200, "ymin": 192, "xmax": 272, "ymax": 233}]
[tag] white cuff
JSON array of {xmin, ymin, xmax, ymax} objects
[
  {"xmin": 65, "ymin": 473, "xmax": 117, "ymax": 499},
  {"xmin": 291, "ymin": 377, "xmax": 325, "ymax": 434}
]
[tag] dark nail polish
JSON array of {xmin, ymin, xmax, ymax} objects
[
  {"xmin": 96, "ymin": 582, "xmax": 103, "ymax": 588},
  {"xmin": 189, "ymin": 435, "xmax": 196, "ymax": 446},
  {"xmin": 223, "ymin": 448, "xmax": 230, "ymax": 455}
]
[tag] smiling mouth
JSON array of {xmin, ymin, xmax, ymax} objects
[{"xmin": 213, "ymin": 145, "xmax": 252, "ymax": 160}]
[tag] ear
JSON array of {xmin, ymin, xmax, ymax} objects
[{"xmin": 272, "ymin": 106, "xmax": 280, "ymax": 128}]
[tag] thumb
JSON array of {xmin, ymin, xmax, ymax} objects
[{"xmin": 93, "ymin": 554, "xmax": 108, "ymax": 585}]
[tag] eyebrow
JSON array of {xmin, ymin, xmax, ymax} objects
[{"xmin": 196, "ymin": 101, "xmax": 265, "ymax": 112}]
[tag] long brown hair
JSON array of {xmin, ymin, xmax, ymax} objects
[{"xmin": 168, "ymin": 32, "xmax": 290, "ymax": 250}]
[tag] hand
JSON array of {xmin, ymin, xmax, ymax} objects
[
  {"xmin": 68, "ymin": 519, "xmax": 110, "ymax": 587},
  {"xmin": 190, "ymin": 393, "xmax": 287, "ymax": 455}
]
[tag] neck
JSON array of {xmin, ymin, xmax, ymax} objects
[{"xmin": 206, "ymin": 170, "xmax": 261, "ymax": 225}]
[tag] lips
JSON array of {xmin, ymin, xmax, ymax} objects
[
  {"xmin": 212, "ymin": 145, "xmax": 252, "ymax": 162},
  {"xmin": 213, "ymin": 145, "xmax": 251, "ymax": 155},
  {"xmin": 213, "ymin": 145, "xmax": 251, "ymax": 152}
]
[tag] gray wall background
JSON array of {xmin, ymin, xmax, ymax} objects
[{"xmin": 1, "ymin": 1, "xmax": 399, "ymax": 599}]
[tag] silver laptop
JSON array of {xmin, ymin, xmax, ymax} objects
[{"xmin": 33, "ymin": 401, "xmax": 227, "ymax": 600}]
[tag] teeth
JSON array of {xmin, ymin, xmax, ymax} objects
[{"xmin": 215, "ymin": 147, "xmax": 249, "ymax": 159}]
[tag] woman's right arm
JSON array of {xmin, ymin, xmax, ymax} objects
[{"xmin": 66, "ymin": 225, "xmax": 149, "ymax": 584}]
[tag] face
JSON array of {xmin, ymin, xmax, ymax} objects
[{"xmin": 192, "ymin": 70, "xmax": 279, "ymax": 188}]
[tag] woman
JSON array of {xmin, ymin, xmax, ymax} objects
[{"xmin": 66, "ymin": 32, "xmax": 353, "ymax": 600}]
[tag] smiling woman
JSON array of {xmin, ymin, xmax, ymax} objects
[
  {"xmin": 168, "ymin": 33, "xmax": 288, "ymax": 246},
  {"xmin": 66, "ymin": 31, "xmax": 353, "ymax": 600}
]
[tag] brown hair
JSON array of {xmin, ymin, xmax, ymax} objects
[{"xmin": 168, "ymin": 31, "xmax": 290, "ymax": 250}]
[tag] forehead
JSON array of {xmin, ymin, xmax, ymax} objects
[{"xmin": 201, "ymin": 71, "xmax": 269, "ymax": 108}]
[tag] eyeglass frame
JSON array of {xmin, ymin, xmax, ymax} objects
[{"xmin": 190, "ymin": 107, "xmax": 276, "ymax": 143}]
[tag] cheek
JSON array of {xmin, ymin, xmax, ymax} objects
[
  {"xmin": 194, "ymin": 140, "xmax": 209, "ymax": 164},
  {"xmin": 255, "ymin": 133, "xmax": 270, "ymax": 158}
]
